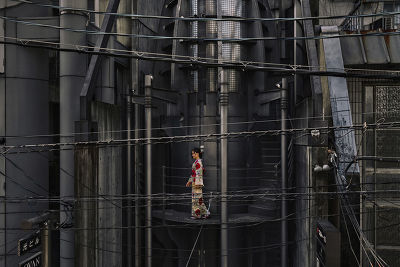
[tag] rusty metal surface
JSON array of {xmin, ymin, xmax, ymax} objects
[{"xmin": 340, "ymin": 31, "xmax": 400, "ymax": 65}]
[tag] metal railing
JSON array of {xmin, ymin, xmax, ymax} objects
[{"xmin": 341, "ymin": 2, "xmax": 400, "ymax": 31}]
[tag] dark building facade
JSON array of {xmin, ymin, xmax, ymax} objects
[{"xmin": 0, "ymin": 0, "xmax": 399, "ymax": 267}]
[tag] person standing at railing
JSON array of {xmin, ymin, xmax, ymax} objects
[{"xmin": 186, "ymin": 147, "xmax": 210, "ymax": 219}]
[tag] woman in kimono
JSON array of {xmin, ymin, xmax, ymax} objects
[{"xmin": 186, "ymin": 147, "xmax": 210, "ymax": 219}]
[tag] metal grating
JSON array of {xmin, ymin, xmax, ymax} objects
[
  {"xmin": 205, "ymin": 0, "xmax": 216, "ymax": 16},
  {"xmin": 375, "ymin": 86, "xmax": 400, "ymax": 169},
  {"xmin": 190, "ymin": 0, "xmax": 199, "ymax": 92},
  {"xmin": 347, "ymin": 75, "xmax": 400, "ymax": 267},
  {"xmin": 220, "ymin": 0, "xmax": 244, "ymax": 17}
]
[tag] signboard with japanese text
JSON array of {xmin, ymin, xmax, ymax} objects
[
  {"xmin": 18, "ymin": 230, "xmax": 41, "ymax": 256},
  {"xmin": 19, "ymin": 251, "xmax": 42, "ymax": 267}
]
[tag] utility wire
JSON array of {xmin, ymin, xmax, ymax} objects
[
  {"xmin": 2, "ymin": 121, "xmax": 399, "ymax": 154},
  {"xmin": 2, "ymin": 109, "xmax": 399, "ymax": 140},
  {"xmin": 2, "ymin": 36, "xmax": 400, "ymax": 81},
  {"xmin": 185, "ymin": 224, "xmax": 203, "ymax": 267},
  {"xmin": 10, "ymin": 0, "xmax": 400, "ymax": 23},
  {"xmin": 4, "ymin": 13, "xmax": 400, "ymax": 43}
]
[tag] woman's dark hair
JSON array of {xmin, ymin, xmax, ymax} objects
[{"xmin": 192, "ymin": 147, "xmax": 203, "ymax": 158}]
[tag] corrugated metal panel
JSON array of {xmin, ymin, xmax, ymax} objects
[
  {"xmin": 362, "ymin": 35, "xmax": 390, "ymax": 64},
  {"xmin": 387, "ymin": 35, "xmax": 400, "ymax": 63},
  {"xmin": 340, "ymin": 36, "xmax": 366, "ymax": 65}
]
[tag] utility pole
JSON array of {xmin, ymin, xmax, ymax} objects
[
  {"xmin": 220, "ymin": 71, "xmax": 228, "ymax": 267},
  {"xmin": 145, "ymin": 74, "xmax": 153, "ymax": 267},
  {"xmin": 42, "ymin": 220, "xmax": 51, "ymax": 267},
  {"xmin": 280, "ymin": 78, "xmax": 288, "ymax": 267}
]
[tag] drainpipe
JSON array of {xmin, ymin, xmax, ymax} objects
[
  {"xmin": 134, "ymin": 63, "xmax": 141, "ymax": 267},
  {"xmin": 59, "ymin": 1, "xmax": 87, "ymax": 266},
  {"xmin": 220, "ymin": 71, "xmax": 228, "ymax": 267},
  {"xmin": 145, "ymin": 75, "xmax": 153, "ymax": 267},
  {"xmin": 127, "ymin": 90, "xmax": 132, "ymax": 267},
  {"xmin": 280, "ymin": 78, "xmax": 288, "ymax": 267}
]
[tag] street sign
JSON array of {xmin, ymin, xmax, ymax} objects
[
  {"xmin": 19, "ymin": 251, "xmax": 42, "ymax": 267},
  {"xmin": 18, "ymin": 230, "xmax": 41, "ymax": 256}
]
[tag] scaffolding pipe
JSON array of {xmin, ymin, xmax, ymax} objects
[
  {"xmin": 59, "ymin": 1, "xmax": 87, "ymax": 266},
  {"xmin": 281, "ymin": 77, "xmax": 288, "ymax": 267},
  {"xmin": 220, "ymin": 71, "xmax": 228, "ymax": 267},
  {"xmin": 145, "ymin": 75, "xmax": 153, "ymax": 267}
]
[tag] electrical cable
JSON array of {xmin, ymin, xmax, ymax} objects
[
  {"xmin": 2, "ymin": 36, "xmax": 400, "ymax": 82},
  {"xmin": 2, "ymin": 120, "xmax": 399, "ymax": 155},
  {"xmin": 0, "ymin": 154, "xmax": 50, "ymax": 195},
  {"xmin": 332, "ymin": 155, "xmax": 388, "ymax": 266},
  {"xmin": 1, "ymin": 108, "xmax": 399, "ymax": 141},
  {"xmin": 185, "ymin": 224, "xmax": 203, "ymax": 267},
  {"xmin": 5, "ymin": 13, "xmax": 400, "ymax": 43},
  {"xmin": 9, "ymin": 0, "xmax": 400, "ymax": 24}
]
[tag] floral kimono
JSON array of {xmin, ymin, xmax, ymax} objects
[{"xmin": 187, "ymin": 159, "xmax": 209, "ymax": 218}]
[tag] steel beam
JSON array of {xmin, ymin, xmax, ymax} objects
[
  {"xmin": 301, "ymin": 0, "xmax": 323, "ymax": 116},
  {"xmin": 80, "ymin": 0, "xmax": 121, "ymax": 121}
]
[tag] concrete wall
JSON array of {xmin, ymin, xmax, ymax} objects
[{"xmin": 91, "ymin": 101, "xmax": 123, "ymax": 267}]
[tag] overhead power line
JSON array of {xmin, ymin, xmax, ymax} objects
[
  {"xmin": 4, "ymin": 13, "xmax": 400, "ymax": 43},
  {"xmin": 2, "ymin": 121, "xmax": 399, "ymax": 154},
  {"xmin": 9, "ymin": 0, "xmax": 400, "ymax": 23},
  {"xmin": 2, "ymin": 35, "xmax": 400, "ymax": 81},
  {"xmin": 1, "ymin": 34, "xmax": 400, "ymax": 81},
  {"xmin": 2, "ymin": 109, "xmax": 399, "ymax": 140}
]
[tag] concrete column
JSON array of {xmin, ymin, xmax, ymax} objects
[
  {"xmin": 220, "ymin": 71, "xmax": 228, "ymax": 267},
  {"xmin": 59, "ymin": 1, "xmax": 87, "ymax": 266},
  {"xmin": 145, "ymin": 75, "xmax": 153, "ymax": 267}
]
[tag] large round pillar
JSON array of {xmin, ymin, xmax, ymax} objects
[{"xmin": 59, "ymin": 1, "xmax": 87, "ymax": 266}]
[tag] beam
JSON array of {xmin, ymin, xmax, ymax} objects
[
  {"xmin": 321, "ymin": 26, "xmax": 359, "ymax": 175},
  {"xmin": 80, "ymin": 0, "xmax": 121, "ymax": 121},
  {"xmin": 301, "ymin": 0, "xmax": 323, "ymax": 116}
]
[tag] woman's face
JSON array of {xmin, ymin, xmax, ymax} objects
[{"xmin": 192, "ymin": 151, "xmax": 199, "ymax": 159}]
